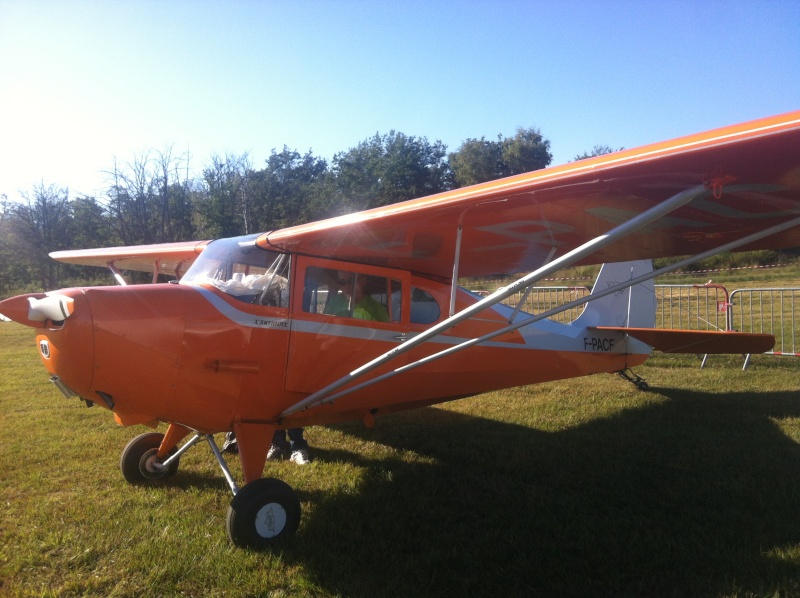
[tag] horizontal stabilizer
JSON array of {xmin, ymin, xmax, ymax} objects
[{"xmin": 593, "ymin": 327, "xmax": 775, "ymax": 354}]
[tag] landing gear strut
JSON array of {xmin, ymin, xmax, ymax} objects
[
  {"xmin": 616, "ymin": 368, "xmax": 650, "ymax": 391},
  {"xmin": 119, "ymin": 431, "xmax": 301, "ymax": 549}
]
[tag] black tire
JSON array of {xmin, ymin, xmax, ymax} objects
[
  {"xmin": 120, "ymin": 432, "xmax": 179, "ymax": 484},
  {"xmin": 226, "ymin": 478, "xmax": 301, "ymax": 550}
]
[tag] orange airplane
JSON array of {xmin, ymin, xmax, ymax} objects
[{"xmin": 2, "ymin": 111, "xmax": 799, "ymax": 549}]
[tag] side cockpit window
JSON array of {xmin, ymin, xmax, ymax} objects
[
  {"xmin": 180, "ymin": 235, "xmax": 290, "ymax": 307},
  {"xmin": 304, "ymin": 267, "xmax": 401, "ymax": 323}
]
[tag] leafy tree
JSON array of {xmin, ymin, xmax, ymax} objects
[
  {"xmin": 447, "ymin": 137, "xmax": 500, "ymax": 188},
  {"xmin": 249, "ymin": 147, "xmax": 330, "ymax": 231},
  {"xmin": 573, "ymin": 145, "xmax": 624, "ymax": 161},
  {"xmin": 70, "ymin": 196, "xmax": 117, "ymax": 249},
  {"xmin": 449, "ymin": 127, "xmax": 552, "ymax": 187},
  {"xmin": 332, "ymin": 131, "xmax": 450, "ymax": 213},
  {"xmin": 501, "ymin": 127, "xmax": 552, "ymax": 175}
]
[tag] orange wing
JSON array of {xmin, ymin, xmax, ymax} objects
[
  {"xmin": 50, "ymin": 240, "xmax": 208, "ymax": 278},
  {"xmin": 260, "ymin": 111, "xmax": 800, "ymax": 278},
  {"xmin": 595, "ymin": 327, "xmax": 775, "ymax": 355}
]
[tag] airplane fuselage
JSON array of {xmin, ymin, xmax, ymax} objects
[{"xmin": 5, "ymin": 249, "xmax": 651, "ymax": 437}]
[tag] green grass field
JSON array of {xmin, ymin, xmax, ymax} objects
[{"xmin": 2, "ymin": 319, "xmax": 800, "ymax": 596}]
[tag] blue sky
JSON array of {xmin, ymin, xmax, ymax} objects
[{"xmin": 1, "ymin": 0, "xmax": 798, "ymax": 202}]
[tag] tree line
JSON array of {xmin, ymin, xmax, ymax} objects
[{"xmin": 1, "ymin": 127, "xmax": 612, "ymax": 296}]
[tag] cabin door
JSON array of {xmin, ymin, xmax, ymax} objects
[{"xmin": 285, "ymin": 256, "xmax": 411, "ymax": 394}]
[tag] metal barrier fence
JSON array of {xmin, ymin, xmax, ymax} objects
[
  {"xmin": 500, "ymin": 284, "xmax": 732, "ymax": 329},
  {"xmin": 495, "ymin": 282, "xmax": 798, "ymax": 366},
  {"xmin": 654, "ymin": 284, "xmax": 730, "ymax": 332},
  {"xmin": 500, "ymin": 286, "xmax": 590, "ymax": 323},
  {"xmin": 729, "ymin": 288, "xmax": 799, "ymax": 366}
]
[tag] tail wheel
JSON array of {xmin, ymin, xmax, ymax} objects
[
  {"xmin": 226, "ymin": 478, "xmax": 301, "ymax": 550},
  {"xmin": 120, "ymin": 432, "xmax": 179, "ymax": 484}
]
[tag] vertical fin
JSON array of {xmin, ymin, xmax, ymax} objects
[{"xmin": 573, "ymin": 260, "xmax": 656, "ymax": 329}]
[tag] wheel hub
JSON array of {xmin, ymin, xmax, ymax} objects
[
  {"xmin": 255, "ymin": 502, "xmax": 287, "ymax": 538},
  {"xmin": 140, "ymin": 449, "xmax": 166, "ymax": 477}
]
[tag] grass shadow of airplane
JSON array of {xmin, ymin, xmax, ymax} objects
[{"xmin": 283, "ymin": 387, "xmax": 800, "ymax": 597}]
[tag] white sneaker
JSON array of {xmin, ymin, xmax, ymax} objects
[
  {"xmin": 289, "ymin": 449, "xmax": 311, "ymax": 465},
  {"xmin": 221, "ymin": 433, "xmax": 238, "ymax": 454},
  {"xmin": 267, "ymin": 443, "xmax": 287, "ymax": 460}
]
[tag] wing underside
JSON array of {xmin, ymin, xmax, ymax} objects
[{"xmin": 50, "ymin": 241, "xmax": 208, "ymax": 279}]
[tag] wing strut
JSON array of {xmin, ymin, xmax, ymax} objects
[
  {"xmin": 280, "ymin": 183, "xmax": 710, "ymax": 417},
  {"xmin": 449, "ymin": 199, "xmax": 509, "ymax": 316},
  {"xmin": 296, "ymin": 213, "xmax": 799, "ymax": 409},
  {"xmin": 108, "ymin": 264, "xmax": 128, "ymax": 286},
  {"xmin": 448, "ymin": 224, "xmax": 463, "ymax": 317},
  {"xmin": 285, "ymin": 208, "xmax": 800, "ymax": 417}
]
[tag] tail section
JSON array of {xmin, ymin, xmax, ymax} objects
[
  {"xmin": 572, "ymin": 260, "xmax": 775, "ymax": 356},
  {"xmin": 573, "ymin": 260, "xmax": 656, "ymax": 329}
]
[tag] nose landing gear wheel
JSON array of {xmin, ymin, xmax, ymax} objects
[
  {"xmin": 120, "ymin": 432, "xmax": 180, "ymax": 484},
  {"xmin": 226, "ymin": 478, "xmax": 301, "ymax": 550}
]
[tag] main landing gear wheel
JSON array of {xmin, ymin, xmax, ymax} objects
[
  {"xmin": 120, "ymin": 432, "xmax": 180, "ymax": 484},
  {"xmin": 226, "ymin": 478, "xmax": 301, "ymax": 550}
]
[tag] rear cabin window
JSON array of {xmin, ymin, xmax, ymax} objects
[
  {"xmin": 410, "ymin": 287, "xmax": 440, "ymax": 324},
  {"xmin": 304, "ymin": 267, "xmax": 401, "ymax": 323}
]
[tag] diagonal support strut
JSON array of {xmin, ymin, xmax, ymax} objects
[
  {"xmin": 280, "ymin": 183, "xmax": 711, "ymax": 417},
  {"xmin": 302, "ymin": 213, "xmax": 800, "ymax": 409}
]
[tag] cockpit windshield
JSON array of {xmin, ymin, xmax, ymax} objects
[{"xmin": 180, "ymin": 234, "xmax": 290, "ymax": 307}]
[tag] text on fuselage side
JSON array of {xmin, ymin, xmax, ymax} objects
[
  {"xmin": 254, "ymin": 318, "xmax": 289, "ymax": 329},
  {"xmin": 584, "ymin": 337, "xmax": 615, "ymax": 351}
]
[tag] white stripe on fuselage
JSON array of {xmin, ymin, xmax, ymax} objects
[{"xmin": 188, "ymin": 285, "xmax": 649, "ymax": 355}]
